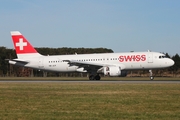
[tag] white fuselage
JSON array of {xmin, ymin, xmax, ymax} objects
[
  {"xmin": 9, "ymin": 31, "xmax": 175, "ymax": 80},
  {"xmin": 11, "ymin": 51, "xmax": 174, "ymax": 72}
]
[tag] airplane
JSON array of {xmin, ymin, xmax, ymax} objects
[{"xmin": 8, "ymin": 31, "xmax": 174, "ymax": 80}]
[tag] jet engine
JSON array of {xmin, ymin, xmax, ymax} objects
[
  {"xmin": 103, "ymin": 66, "xmax": 121, "ymax": 76},
  {"xmin": 97, "ymin": 66, "xmax": 128, "ymax": 77}
]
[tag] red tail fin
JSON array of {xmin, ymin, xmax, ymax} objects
[
  {"xmin": 11, "ymin": 31, "xmax": 38, "ymax": 54},
  {"xmin": 11, "ymin": 31, "xmax": 41, "ymax": 58}
]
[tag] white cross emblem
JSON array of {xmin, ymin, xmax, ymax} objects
[{"xmin": 16, "ymin": 38, "xmax": 27, "ymax": 50}]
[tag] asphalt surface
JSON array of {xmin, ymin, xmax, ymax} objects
[{"xmin": 0, "ymin": 80, "xmax": 180, "ymax": 84}]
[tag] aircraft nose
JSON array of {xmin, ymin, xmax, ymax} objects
[{"xmin": 169, "ymin": 59, "xmax": 174, "ymax": 66}]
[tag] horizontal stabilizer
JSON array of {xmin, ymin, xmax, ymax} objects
[{"xmin": 9, "ymin": 59, "xmax": 29, "ymax": 63}]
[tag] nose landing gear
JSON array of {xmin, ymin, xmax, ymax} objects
[{"xmin": 149, "ymin": 70, "xmax": 154, "ymax": 80}]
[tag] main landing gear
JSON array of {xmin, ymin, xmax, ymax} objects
[
  {"xmin": 149, "ymin": 70, "xmax": 154, "ymax": 80},
  {"xmin": 89, "ymin": 74, "xmax": 101, "ymax": 80}
]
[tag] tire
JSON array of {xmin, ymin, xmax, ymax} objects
[
  {"xmin": 95, "ymin": 75, "xmax": 101, "ymax": 80},
  {"xmin": 150, "ymin": 76, "xmax": 154, "ymax": 80},
  {"xmin": 89, "ymin": 75, "xmax": 95, "ymax": 80}
]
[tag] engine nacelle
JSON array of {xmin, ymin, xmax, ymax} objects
[{"xmin": 103, "ymin": 66, "xmax": 121, "ymax": 76}]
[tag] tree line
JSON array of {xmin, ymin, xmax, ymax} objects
[
  {"xmin": 0, "ymin": 46, "xmax": 180, "ymax": 77},
  {"xmin": 0, "ymin": 47, "xmax": 113, "ymax": 77}
]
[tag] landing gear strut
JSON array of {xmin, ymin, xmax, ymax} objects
[
  {"xmin": 89, "ymin": 74, "xmax": 101, "ymax": 80},
  {"xmin": 149, "ymin": 70, "xmax": 154, "ymax": 80}
]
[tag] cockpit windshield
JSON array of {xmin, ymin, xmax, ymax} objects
[{"xmin": 159, "ymin": 56, "xmax": 167, "ymax": 59}]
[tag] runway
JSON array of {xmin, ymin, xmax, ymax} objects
[{"xmin": 0, "ymin": 80, "xmax": 180, "ymax": 84}]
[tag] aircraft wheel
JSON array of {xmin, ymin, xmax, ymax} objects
[
  {"xmin": 150, "ymin": 76, "xmax": 154, "ymax": 80},
  {"xmin": 89, "ymin": 75, "xmax": 95, "ymax": 80},
  {"xmin": 95, "ymin": 75, "xmax": 101, "ymax": 80}
]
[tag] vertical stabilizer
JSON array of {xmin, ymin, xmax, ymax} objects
[{"xmin": 11, "ymin": 31, "xmax": 42, "ymax": 59}]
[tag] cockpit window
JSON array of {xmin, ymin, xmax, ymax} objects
[{"xmin": 159, "ymin": 56, "xmax": 167, "ymax": 59}]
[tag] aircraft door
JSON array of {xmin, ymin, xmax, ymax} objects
[
  {"xmin": 38, "ymin": 58, "xmax": 44, "ymax": 70},
  {"xmin": 148, "ymin": 53, "xmax": 153, "ymax": 63}
]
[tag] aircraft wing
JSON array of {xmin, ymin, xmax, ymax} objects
[
  {"xmin": 63, "ymin": 60, "xmax": 126, "ymax": 72},
  {"xmin": 64, "ymin": 60, "xmax": 103, "ymax": 67}
]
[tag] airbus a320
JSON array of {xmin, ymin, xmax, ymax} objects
[{"xmin": 8, "ymin": 31, "xmax": 174, "ymax": 80}]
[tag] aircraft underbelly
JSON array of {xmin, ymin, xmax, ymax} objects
[{"xmin": 44, "ymin": 62, "xmax": 77, "ymax": 72}]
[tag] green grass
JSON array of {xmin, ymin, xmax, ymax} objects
[{"xmin": 0, "ymin": 83, "xmax": 180, "ymax": 119}]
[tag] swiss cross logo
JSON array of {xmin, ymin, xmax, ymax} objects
[{"xmin": 16, "ymin": 38, "xmax": 27, "ymax": 50}]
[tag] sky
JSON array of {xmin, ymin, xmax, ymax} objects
[{"xmin": 0, "ymin": 0, "xmax": 180, "ymax": 56}]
